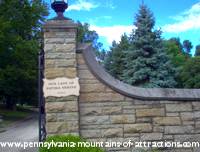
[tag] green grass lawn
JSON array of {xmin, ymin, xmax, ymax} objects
[{"xmin": 0, "ymin": 104, "xmax": 35, "ymax": 132}]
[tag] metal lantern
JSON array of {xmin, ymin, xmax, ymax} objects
[{"xmin": 51, "ymin": 0, "xmax": 68, "ymax": 19}]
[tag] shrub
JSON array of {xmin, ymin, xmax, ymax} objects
[{"xmin": 39, "ymin": 135, "xmax": 105, "ymax": 152}]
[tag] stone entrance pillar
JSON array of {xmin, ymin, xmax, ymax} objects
[{"xmin": 43, "ymin": 19, "xmax": 79, "ymax": 136}]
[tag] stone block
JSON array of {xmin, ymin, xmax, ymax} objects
[
  {"xmin": 136, "ymin": 108, "xmax": 165, "ymax": 117},
  {"xmin": 45, "ymin": 68, "xmax": 65, "ymax": 78},
  {"xmin": 55, "ymin": 59, "xmax": 76, "ymax": 68},
  {"xmin": 102, "ymin": 128, "xmax": 123, "ymax": 138},
  {"xmin": 45, "ymin": 38, "xmax": 75, "ymax": 44},
  {"xmin": 45, "ymin": 38, "xmax": 65, "ymax": 44},
  {"xmin": 79, "ymin": 79, "xmax": 100, "ymax": 84},
  {"xmin": 192, "ymin": 102, "xmax": 200, "ymax": 110},
  {"xmin": 80, "ymin": 116, "xmax": 110, "ymax": 125},
  {"xmin": 124, "ymin": 133, "xmax": 140, "ymax": 138},
  {"xmin": 182, "ymin": 121, "xmax": 194, "ymax": 125},
  {"xmin": 46, "ymin": 113, "xmax": 57, "ymax": 122},
  {"xmin": 102, "ymin": 106, "xmax": 122, "ymax": 115},
  {"xmin": 56, "ymin": 43, "xmax": 76, "ymax": 52},
  {"xmin": 163, "ymin": 135, "xmax": 173, "ymax": 140},
  {"xmin": 136, "ymin": 118, "xmax": 151, "ymax": 123},
  {"xmin": 124, "ymin": 105, "xmax": 150, "ymax": 109},
  {"xmin": 124, "ymin": 123, "xmax": 152, "ymax": 133},
  {"xmin": 65, "ymin": 68, "xmax": 77, "ymax": 78},
  {"xmin": 165, "ymin": 126, "xmax": 194, "ymax": 134},
  {"xmin": 134, "ymin": 100, "xmax": 158, "ymax": 105},
  {"xmin": 174, "ymin": 134, "xmax": 200, "ymax": 142},
  {"xmin": 80, "ymin": 107, "xmax": 102, "ymax": 116},
  {"xmin": 45, "ymin": 68, "xmax": 77, "ymax": 79},
  {"xmin": 141, "ymin": 133, "xmax": 163, "ymax": 141},
  {"xmin": 123, "ymin": 107, "xmax": 135, "ymax": 114},
  {"xmin": 77, "ymin": 54, "xmax": 86, "ymax": 65},
  {"xmin": 78, "ymin": 64, "xmax": 88, "ymax": 70},
  {"xmin": 194, "ymin": 111, "xmax": 200, "ymax": 119},
  {"xmin": 80, "ymin": 93, "xmax": 124, "ymax": 102},
  {"xmin": 46, "ymin": 101, "xmax": 78, "ymax": 113},
  {"xmin": 166, "ymin": 104, "xmax": 192, "ymax": 112},
  {"xmin": 78, "ymin": 70, "xmax": 96, "ymax": 79},
  {"xmin": 44, "ymin": 32, "xmax": 76, "ymax": 38},
  {"xmin": 47, "ymin": 113, "xmax": 79, "ymax": 122},
  {"xmin": 153, "ymin": 117, "xmax": 181, "ymax": 125},
  {"xmin": 81, "ymin": 130, "xmax": 102, "ymax": 138},
  {"xmin": 153, "ymin": 126, "xmax": 164, "ymax": 132},
  {"xmin": 56, "ymin": 113, "xmax": 78, "ymax": 122},
  {"xmin": 110, "ymin": 115, "xmax": 135, "ymax": 124},
  {"xmin": 181, "ymin": 112, "xmax": 194, "ymax": 121},
  {"xmin": 45, "ymin": 59, "xmax": 55, "ymax": 68},
  {"xmin": 44, "ymin": 44, "xmax": 56, "ymax": 52},
  {"xmin": 166, "ymin": 113, "xmax": 179, "ymax": 117},
  {"xmin": 195, "ymin": 121, "xmax": 200, "ymax": 129},
  {"xmin": 45, "ymin": 52, "xmax": 75, "ymax": 59},
  {"xmin": 46, "ymin": 96, "xmax": 78, "ymax": 102},
  {"xmin": 46, "ymin": 121, "xmax": 78, "ymax": 134},
  {"xmin": 105, "ymin": 87, "xmax": 116, "ymax": 93},
  {"xmin": 80, "ymin": 83, "xmax": 105, "ymax": 93},
  {"xmin": 81, "ymin": 124, "xmax": 123, "ymax": 130}
]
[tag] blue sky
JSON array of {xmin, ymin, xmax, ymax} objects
[{"xmin": 47, "ymin": 0, "xmax": 200, "ymax": 54}]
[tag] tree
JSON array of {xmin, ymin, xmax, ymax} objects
[
  {"xmin": 164, "ymin": 39, "xmax": 191, "ymax": 87},
  {"xmin": 77, "ymin": 21, "xmax": 105, "ymax": 61},
  {"xmin": 105, "ymin": 34, "xmax": 130, "ymax": 80},
  {"xmin": 122, "ymin": 4, "xmax": 177, "ymax": 88},
  {"xmin": 180, "ymin": 57, "xmax": 200, "ymax": 88},
  {"xmin": 169, "ymin": 37, "xmax": 183, "ymax": 51},
  {"xmin": 0, "ymin": 0, "xmax": 48, "ymax": 109},
  {"xmin": 104, "ymin": 50, "xmax": 112, "ymax": 73},
  {"xmin": 195, "ymin": 45, "xmax": 200, "ymax": 56},
  {"xmin": 183, "ymin": 40, "xmax": 193, "ymax": 54}
]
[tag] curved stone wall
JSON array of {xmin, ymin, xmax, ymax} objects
[
  {"xmin": 43, "ymin": 19, "xmax": 200, "ymax": 152},
  {"xmin": 77, "ymin": 43, "xmax": 200, "ymax": 152}
]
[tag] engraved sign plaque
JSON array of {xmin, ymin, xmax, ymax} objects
[{"xmin": 43, "ymin": 77, "xmax": 80, "ymax": 98}]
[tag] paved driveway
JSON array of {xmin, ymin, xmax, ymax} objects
[{"xmin": 0, "ymin": 114, "xmax": 39, "ymax": 152}]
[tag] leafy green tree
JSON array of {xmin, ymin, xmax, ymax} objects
[
  {"xmin": 183, "ymin": 40, "xmax": 193, "ymax": 54},
  {"xmin": 122, "ymin": 4, "xmax": 177, "ymax": 88},
  {"xmin": 77, "ymin": 21, "xmax": 105, "ymax": 61},
  {"xmin": 164, "ymin": 39, "xmax": 190, "ymax": 87},
  {"xmin": 195, "ymin": 45, "xmax": 200, "ymax": 56},
  {"xmin": 0, "ymin": 0, "xmax": 48, "ymax": 109},
  {"xmin": 169, "ymin": 37, "xmax": 183, "ymax": 51},
  {"xmin": 180, "ymin": 57, "xmax": 200, "ymax": 88},
  {"xmin": 105, "ymin": 34, "xmax": 130, "ymax": 80}
]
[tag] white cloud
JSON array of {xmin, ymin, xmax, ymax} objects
[
  {"xmin": 163, "ymin": 2, "xmax": 200, "ymax": 33},
  {"xmin": 88, "ymin": 16, "xmax": 112, "ymax": 25},
  {"xmin": 68, "ymin": 0, "xmax": 99, "ymax": 11},
  {"xmin": 90, "ymin": 25, "xmax": 136, "ymax": 44},
  {"xmin": 104, "ymin": 0, "xmax": 116, "ymax": 9}
]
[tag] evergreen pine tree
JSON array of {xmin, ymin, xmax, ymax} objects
[
  {"xmin": 105, "ymin": 34, "xmax": 130, "ymax": 80},
  {"xmin": 122, "ymin": 4, "xmax": 177, "ymax": 88}
]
